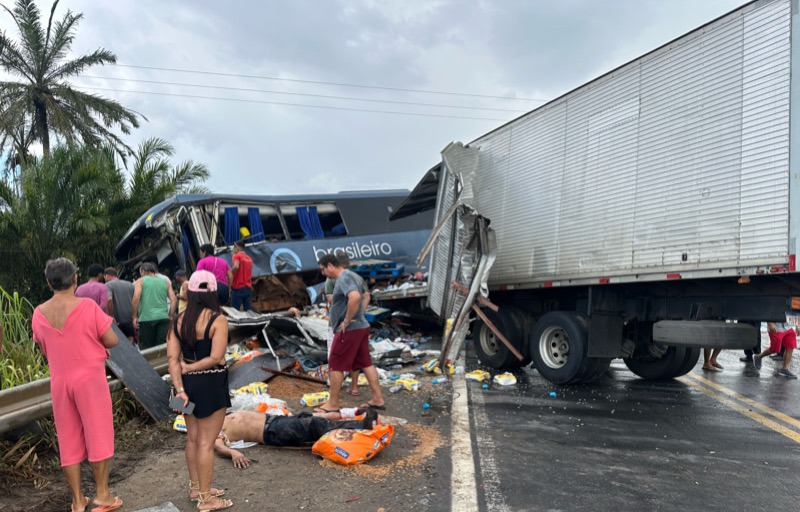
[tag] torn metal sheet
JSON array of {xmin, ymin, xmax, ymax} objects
[{"xmin": 416, "ymin": 142, "xmax": 497, "ymax": 368}]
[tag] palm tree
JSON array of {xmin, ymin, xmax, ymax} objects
[{"xmin": 0, "ymin": 0, "xmax": 142, "ymax": 158}]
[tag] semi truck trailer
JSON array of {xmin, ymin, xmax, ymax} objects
[{"xmin": 395, "ymin": 0, "xmax": 800, "ymax": 384}]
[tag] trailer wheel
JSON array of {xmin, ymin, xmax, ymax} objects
[
  {"xmin": 671, "ymin": 347, "xmax": 702, "ymax": 378},
  {"xmin": 530, "ymin": 311, "xmax": 588, "ymax": 384},
  {"xmin": 623, "ymin": 346, "xmax": 687, "ymax": 380},
  {"xmin": 473, "ymin": 308, "xmax": 528, "ymax": 369}
]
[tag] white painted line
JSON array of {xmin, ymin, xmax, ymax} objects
[
  {"xmin": 470, "ymin": 378, "xmax": 510, "ymax": 512},
  {"xmin": 450, "ymin": 356, "xmax": 479, "ymax": 512}
]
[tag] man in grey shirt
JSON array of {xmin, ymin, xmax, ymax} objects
[
  {"xmin": 317, "ymin": 254, "xmax": 384, "ymax": 413},
  {"xmin": 104, "ymin": 267, "xmax": 136, "ymax": 342}
]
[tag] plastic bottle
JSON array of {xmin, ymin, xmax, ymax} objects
[
  {"xmin": 389, "ymin": 385, "xmax": 404, "ymax": 393},
  {"xmin": 421, "ymin": 403, "xmax": 431, "ymax": 416},
  {"xmin": 431, "ymin": 376, "xmax": 448, "ymax": 384}
]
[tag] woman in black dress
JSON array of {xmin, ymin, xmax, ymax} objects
[{"xmin": 167, "ymin": 270, "xmax": 233, "ymax": 510}]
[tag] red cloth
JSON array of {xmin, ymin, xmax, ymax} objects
[
  {"xmin": 768, "ymin": 329, "xmax": 797, "ymax": 353},
  {"xmin": 328, "ymin": 328, "xmax": 372, "ymax": 372},
  {"xmin": 32, "ymin": 300, "xmax": 115, "ymax": 466},
  {"xmin": 232, "ymin": 252, "xmax": 253, "ymax": 289}
]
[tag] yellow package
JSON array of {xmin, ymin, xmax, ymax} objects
[
  {"xmin": 225, "ymin": 346, "xmax": 245, "ymax": 365},
  {"xmin": 493, "ymin": 372, "xmax": 518, "ymax": 386},
  {"xmin": 173, "ymin": 414, "xmax": 187, "ymax": 432},
  {"xmin": 344, "ymin": 374, "xmax": 368, "ymax": 386},
  {"xmin": 300, "ymin": 391, "xmax": 331, "ymax": 407},
  {"xmin": 422, "ymin": 359, "xmax": 439, "ymax": 373},
  {"xmin": 466, "ymin": 369, "xmax": 491, "ymax": 382},
  {"xmin": 396, "ymin": 378, "xmax": 420, "ymax": 391},
  {"xmin": 232, "ymin": 382, "xmax": 270, "ymax": 395}
]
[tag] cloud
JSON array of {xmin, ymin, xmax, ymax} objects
[{"xmin": 2, "ymin": 0, "xmax": 746, "ymax": 196}]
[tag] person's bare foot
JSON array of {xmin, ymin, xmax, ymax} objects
[
  {"xmin": 71, "ymin": 496, "xmax": 90, "ymax": 512},
  {"xmin": 346, "ymin": 387, "xmax": 360, "ymax": 396}
]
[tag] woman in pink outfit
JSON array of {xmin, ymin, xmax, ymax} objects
[{"xmin": 31, "ymin": 258, "xmax": 123, "ymax": 512}]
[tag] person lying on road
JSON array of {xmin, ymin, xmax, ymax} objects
[{"xmin": 214, "ymin": 408, "xmax": 378, "ymax": 468}]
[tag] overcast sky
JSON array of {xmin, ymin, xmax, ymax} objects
[{"xmin": 2, "ymin": 0, "xmax": 747, "ymax": 196}]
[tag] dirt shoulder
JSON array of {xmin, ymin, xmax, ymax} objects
[{"xmin": 1, "ymin": 374, "xmax": 453, "ymax": 512}]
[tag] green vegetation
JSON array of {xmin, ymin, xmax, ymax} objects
[
  {"xmin": 0, "ymin": 285, "xmax": 47, "ymax": 390},
  {"xmin": 0, "ymin": 0, "xmax": 141, "ymax": 162}
]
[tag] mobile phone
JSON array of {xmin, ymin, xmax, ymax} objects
[{"xmin": 169, "ymin": 395, "xmax": 196, "ymax": 415}]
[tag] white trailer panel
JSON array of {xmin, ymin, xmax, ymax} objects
[{"xmin": 466, "ymin": 0, "xmax": 793, "ymax": 287}]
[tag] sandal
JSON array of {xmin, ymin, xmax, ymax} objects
[
  {"xmin": 346, "ymin": 388, "xmax": 360, "ymax": 396},
  {"xmin": 712, "ymin": 362, "xmax": 724, "ymax": 369},
  {"xmin": 702, "ymin": 365, "xmax": 719, "ymax": 372},
  {"xmin": 189, "ymin": 480, "xmax": 225, "ymax": 502},
  {"xmin": 197, "ymin": 491, "xmax": 233, "ymax": 511},
  {"xmin": 90, "ymin": 497, "xmax": 123, "ymax": 512}
]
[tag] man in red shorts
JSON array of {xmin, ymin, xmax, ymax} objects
[
  {"xmin": 316, "ymin": 254, "xmax": 385, "ymax": 413},
  {"xmin": 751, "ymin": 321, "xmax": 797, "ymax": 379}
]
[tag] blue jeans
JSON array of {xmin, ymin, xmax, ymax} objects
[{"xmin": 231, "ymin": 286, "xmax": 251, "ymax": 311}]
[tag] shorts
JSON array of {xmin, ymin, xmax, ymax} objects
[
  {"xmin": 117, "ymin": 322, "xmax": 136, "ymax": 339},
  {"xmin": 768, "ymin": 329, "xmax": 797, "ymax": 353},
  {"xmin": 328, "ymin": 328, "xmax": 372, "ymax": 372}
]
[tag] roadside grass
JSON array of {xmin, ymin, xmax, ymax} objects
[{"xmin": 0, "ymin": 286, "xmax": 49, "ymax": 390}]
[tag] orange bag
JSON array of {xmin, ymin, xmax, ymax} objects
[{"xmin": 312, "ymin": 424, "xmax": 394, "ymax": 466}]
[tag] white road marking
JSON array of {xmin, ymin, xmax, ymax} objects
[
  {"xmin": 450, "ymin": 357, "xmax": 479, "ymax": 512},
  {"xmin": 469, "ymin": 379, "xmax": 511, "ymax": 512}
]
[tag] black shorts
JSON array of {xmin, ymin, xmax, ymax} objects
[{"xmin": 117, "ymin": 322, "xmax": 136, "ymax": 339}]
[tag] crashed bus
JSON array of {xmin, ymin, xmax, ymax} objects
[
  {"xmin": 397, "ymin": 0, "xmax": 800, "ymax": 384},
  {"xmin": 115, "ymin": 190, "xmax": 432, "ymax": 311}
]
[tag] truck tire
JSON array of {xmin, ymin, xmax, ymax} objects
[
  {"xmin": 473, "ymin": 308, "xmax": 528, "ymax": 369},
  {"xmin": 623, "ymin": 346, "xmax": 687, "ymax": 380},
  {"xmin": 671, "ymin": 347, "xmax": 702, "ymax": 377},
  {"xmin": 530, "ymin": 311, "xmax": 589, "ymax": 384},
  {"xmin": 653, "ymin": 320, "xmax": 757, "ymax": 349}
]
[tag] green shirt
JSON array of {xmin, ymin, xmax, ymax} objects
[{"xmin": 138, "ymin": 275, "xmax": 169, "ymax": 322}]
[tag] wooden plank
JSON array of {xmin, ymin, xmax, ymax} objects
[
  {"xmin": 471, "ymin": 305, "xmax": 525, "ymax": 361},
  {"xmin": 105, "ymin": 324, "xmax": 172, "ymax": 421},
  {"xmin": 451, "ymin": 281, "xmax": 499, "ymax": 312}
]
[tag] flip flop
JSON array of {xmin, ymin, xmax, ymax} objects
[
  {"xmin": 346, "ymin": 389, "xmax": 360, "ymax": 396},
  {"xmin": 360, "ymin": 402, "xmax": 387, "ymax": 410},
  {"xmin": 701, "ymin": 365, "xmax": 719, "ymax": 372},
  {"xmin": 314, "ymin": 406, "xmax": 340, "ymax": 414},
  {"xmin": 712, "ymin": 362, "xmax": 724, "ymax": 369},
  {"xmin": 91, "ymin": 497, "xmax": 123, "ymax": 512}
]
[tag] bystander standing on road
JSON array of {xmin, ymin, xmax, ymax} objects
[
  {"xmin": 104, "ymin": 267, "xmax": 136, "ymax": 343},
  {"xmin": 32, "ymin": 258, "xmax": 123, "ymax": 512},
  {"xmin": 175, "ymin": 270, "xmax": 189, "ymax": 315},
  {"xmin": 132, "ymin": 262, "xmax": 176, "ymax": 349},
  {"xmin": 324, "ymin": 253, "xmax": 367, "ymax": 396},
  {"xmin": 317, "ymin": 254, "xmax": 384, "ymax": 414},
  {"xmin": 197, "ymin": 244, "xmax": 231, "ymax": 306},
  {"xmin": 752, "ymin": 322, "xmax": 798, "ymax": 379},
  {"xmin": 75, "ymin": 264, "xmax": 109, "ymax": 313},
  {"xmin": 227, "ymin": 241, "xmax": 253, "ymax": 311},
  {"xmin": 702, "ymin": 348, "xmax": 724, "ymax": 372}
]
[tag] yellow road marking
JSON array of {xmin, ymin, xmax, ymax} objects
[
  {"xmin": 684, "ymin": 371, "xmax": 800, "ymax": 431},
  {"xmin": 677, "ymin": 375, "xmax": 800, "ymax": 443}
]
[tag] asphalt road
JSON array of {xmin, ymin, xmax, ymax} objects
[{"xmin": 462, "ymin": 349, "xmax": 800, "ymax": 512}]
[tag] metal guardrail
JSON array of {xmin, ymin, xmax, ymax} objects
[{"xmin": 0, "ymin": 345, "xmax": 169, "ymax": 435}]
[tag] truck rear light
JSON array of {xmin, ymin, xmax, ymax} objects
[
  {"xmin": 599, "ymin": 277, "xmax": 610, "ymax": 284},
  {"xmin": 543, "ymin": 282, "xmax": 553, "ymax": 287},
  {"xmin": 792, "ymin": 297, "xmax": 800, "ymax": 310},
  {"xmin": 790, "ymin": 254, "xmax": 796, "ymax": 271},
  {"xmin": 666, "ymin": 273, "xmax": 681, "ymax": 279}
]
